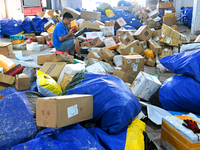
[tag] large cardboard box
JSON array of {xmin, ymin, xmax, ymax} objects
[
  {"xmin": 0, "ymin": 73, "xmax": 15, "ymax": 85},
  {"xmin": 116, "ymin": 29, "xmax": 136, "ymax": 42},
  {"xmin": 122, "ymin": 55, "xmax": 144, "ymax": 73},
  {"xmin": 81, "ymin": 11, "xmax": 101, "ymax": 21},
  {"xmin": 149, "ymin": 41, "xmax": 162, "ymax": 54},
  {"xmin": 120, "ymin": 40, "xmax": 143, "ymax": 55},
  {"xmin": 0, "ymin": 43, "xmax": 13, "ymax": 56},
  {"xmin": 36, "ymin": 36, "xmax": 45, "ymax": 44},
  {"xmin": 98, "ymin": 47, "xmax": 115, "ymax": 62},
  {"xmin": 113, "ymin": 69, "xmax": 136, "ymax": 84},
  {"xmin": 163, "ymin": 17, "xmax": 174, "ymax": 26},
  {"xmin": 120, "ymin": 31, "xmax": 135, "ymax": 45},
  {"xmin": 81, "ymin": 37, "xmax": 103, "ymax": 48},
  {"xmin": 62, "ymin": 7, "xmax": 81, "ymax": 19},
  {"xmin": 39, "ymin": 62, "xmax": 66, "ymax": 81},
  {"xmin": 159, "ymin": 46, "xmax": 173, "ymax": 59},
  {"xmin": 61, "ymin": 73, "xmax": 74, "ymax": 91},
  {"xmin": 134, "ymin": 25, "xmax": 153, "ymax": 41},
  {"xmin": 15, "ymin": 73, "xmax": 30, "ymax": 91},
  {"xmin": 87, "ymin": 49, "xmax": 103, "ymax": 61},
  {"xmin": 161, "ymin": 117, "xmax": 200, "ymax": 150},
  {"xmin": 79, "ymin": 21, "xmax": 100, "ymax": 32},
  {"xmin": 115, "ymin": 17, "xmax": 127, "ymax": 29},
  {"xmin": 157, "ymin": 2, "xmax": 176, "ymax": 12},
  {"xmin": 37, "ymin": 54, "xmax": 57, "ymax": 65},
  {"xmin": 36, "ymin": 95, "xmax": 93, "ymax": 128},
  {"xmin": 131, "ymin": 71, "xmax": 161, "ymax": 101}
]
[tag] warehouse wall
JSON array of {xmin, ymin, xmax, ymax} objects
[{"xmin": 54, "ymin": 0, "xmax": 82, "ymax": 10}]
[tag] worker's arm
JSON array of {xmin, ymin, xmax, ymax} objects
[{"xmin": 58, "ymin": 31, "xmax": 74, "ymax": 41}]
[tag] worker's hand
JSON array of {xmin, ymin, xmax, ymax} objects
[
  {"xmin": 182, "ymin": 119, "xmax": 200, "ymax": 133},
  {"xmin": 68, "ymin": 31, "xmax": 74, "ymax": 37}
]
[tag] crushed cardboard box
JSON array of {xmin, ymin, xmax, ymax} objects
[
  {"xmin": 113, "ymin": 69, "xmax": 135, "ymax": 84},
  {"xmin": 79, "ymin": 21, "xmax": 100, "ymax": 32},
  {"xmin": 61, "ymin": 73, "xmax": 74, "ymax": 91},
  {"xmin": 62, "ymin": 7, "xmax": 81, "ymax": 19}
]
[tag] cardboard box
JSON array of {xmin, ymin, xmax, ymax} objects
[
  {"xmin": 113, "ymin": 69, "xmax": 136, "ymax": 84},
  {"xmin": 173, "ymin": 16, "xmax": 177, "ymax": 25},
  {"xmin": 86, "ymin": 62, "xmax": 106, "ymax": 74},
  {"xmin": 37, "ymin": 54, "xmax": 57, "ymax": 65},
  {"xmin": 81, "ymin": 37, "xmax": 103, "ymax": 48},
  {"xmin": 157, "ymin": 2, "xmax": 176, "ymax": 12},
  {"xmin": 0, "ymin": 83, "xmax": 12, "ymax": 91},
  {"xmin": 161, "ymin": 117, "xmax": 200, "ymax": 150},
  {"xmin": 134, "ymin": 25, "xmax": 153, "ymax": 41},
  {"xmin": 61, "ymin": 73, "xmax": 74, "ymax": 91},
  {"xmin": 0, "ymin": 73, "xmax": 15, "ymax": 85},
  {"xmin": 110, "ymin": 20, "xmax": 115, "ymax": 26},
  {"xmin": 131, "ymin": 71, "xmax": 161, "ymax": 101},
  {"xmin": 81, "ymin": 11, "xmax": 101, "ymax": 21},
  {"xmin": 0, "ymin": 43, "xmax": 13, "ymax": 56},
  {"xmin": 149, "ymin": 41, "xmax": 162, "ymax": 54},
  {"xmin": 122, "ymin": 55, "xmax": 144, "ymax": 73},
  {"xmin": 79, "ymin": 21, "xmax": 100, "ymax": 32},
  {"xmin": 36, "ymin": 36, "xmax": 45, "ymax": 44},
  {"xmin": 104, "ymin": 37, "xmax": 117, "ymax": 48},
  {"xmin": 159, "ymin": 24, "xmax": 187, "ymax": 47},
  {"xmin": 148, "ymin": 9, "xmax": 159, "ymax": 18},
  {"xmin": 152, "ymin": 30, "xmax": 162, "ymax": 38},
  {"xmin": 146, "ymin": 18, "xmax": 156, "ymax": 28},
  {"xmin": 39, "ymin": 62, "xmax": 66, "ymax": 81},
  {"xmin": 98, "ymin": 47, "xmax": 115, "ymax": 62},
  {"xmin": 62, "ymin": 7, "xmax": 81, "ymax": 19},
  {"xmin": 37, "ymin": 12, "xmax": 45, "ymax": 17},
  {"xmin": 49, "ymin": 32, "xmax": 53, "ymax": 44},
  {"xmin": 15, "ymin": 73, "xmax": 30, "ymax": 91},
  {"xmin": 120, "ymin": 31, "xmax": 135, "ymax": 45},
  {"xmin": 120, "ymin": 40, "xmax": 143, "ymax": 55},
  {"xmin": 159, "ymin": 46, "xmax": 173, "ymax": 59},
  {"xmin": 87, "ymin": 49, "xmax": 103, "ymax": 61},
  {"xmin": 56, "ymin": 55, "xmax": 74, "ymax": 64},
  {"xmin": 115, "ymin": 17, "xmax": 127, "ymax": 29},
  {"xmin": 41, "ymin": 32, "xmax": 51, "ymax": 42},
  {"xmin": 146, "ymin": 57, "xmax": 156, "ymax": 67},
  {"xmin": 116, "ymin": 29, "xmax": 136, "ymax": 42},
  {"xmin": 7, "ymin": 53, "xmax": 15, "ymax": 59},
  {"xmin": 44, "ymin": 20, "xmax": 55, "ymax": 31},
  {"xmin": 36, "ymin": 94, "xmax": 93, "ymax": 128},
  {"xmin": 155, "ymin": 22, "xmax": 162, "ymax": 27},
  {"xmin": 140, "ymin": 41, "xmax": 147, "ymax": 51},
  {"xmin": 163, "ymin": 17, "xmax": 174, "ymax": 26}
]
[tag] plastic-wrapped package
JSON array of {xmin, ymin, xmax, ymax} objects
[
  {"xmin": 22, "ymin": 67, "xmax": 36, "ymax": 82},
  {"xmin": 0, "ymin": 54, "xmax": 16, "ymax": 73},
  {"xmin": 113, "ymin": 55, "xmax": 122, "ymax": 67},
  {"xmin": 99, "ymin": 61, "xmax": 115, "ymax": 74}
]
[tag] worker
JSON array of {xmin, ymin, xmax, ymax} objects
[{"xmin": 53, "ymin": 12, "xmax": 84, "ymax": 60}]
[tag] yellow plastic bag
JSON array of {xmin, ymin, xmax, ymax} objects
[
  {"xmin": 36, "ymin": 70, "xmax": 62, "ymax": 97},
  {"xmin": 144, "ymin": 49, "xmax": 155, "ymax": 59},
  {"xmin": 105, "ymin": 9, "xmax": 115, "ymax": 17},
  {"xmin": 125, "ymin": 118, "xmax": 146, "ymax": 150},
  {"xmin": 71, "ymin": 20, "xmax": 78, "ymax": 30},
  {"xmin": 0, "ymin": 54, "xmax": 16, "ymax": 73}
]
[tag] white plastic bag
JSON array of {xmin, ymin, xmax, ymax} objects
[
  {"xmin": 100, "ymin": 25, "xmax": 114, "ymax": 37},
  {"xmin": 113, "ymin": 55, "xmax": 122, "ymax": 67},
  {"xmin": 57, "ymin": 64, "xmax": 85, "ymax": 85}
]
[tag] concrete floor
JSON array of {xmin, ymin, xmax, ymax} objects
[{"xmin": 0, "ymin": 24, "xmax": 194, "ymax": 150}]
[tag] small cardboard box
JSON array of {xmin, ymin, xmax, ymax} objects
[
  {"xmin": 152, "ymin": 30, "xmax": 162, "ymax": 38},
  {"xmin": 81, "ymin": 37, "xmax": 103, "ymax": 48},
  {"xmin": 87, "ymin": 49, "xmax": 103, "ymax": 61},
  {"xmin": 163, "ymin": 17, "xmax": 174, "ymax": 26},
  {"xmin": 120, "ymin": 31, "xmax": 135, "ymax": 45},
  {"xmin": 115, "ymin": 17, "xmax": 127, "ymax": 29},
  {"xmin": 131, "ymin": 71, "xmax": 161, "ymax": 101},
  {"xmin": 110, "ymin": 20, "xmax": 115, "ymax": 26},
  {"xmin": 79, "ymin": 21, "xmax": 100, "ymax": 32},
  {"xmin": 98, "ymin": 47, "xmax": 115, "ymax": 62},
  {"xmin": 36, "ymin": 36, "xmax": 45, "ymax": 44},
  {"xmin": 15, "ymin": 73, "xmax": 31, "ymax": 91},
  {"xmin": 116, "ymin": 29, "xmax": 136, "ymax": 42},
  {"xmin": 81, "ymin": 10, "xmax": 101, "ymax": 21},
  {"xmin": 104, "ymin": 37, "xmax": 117, "ymax": 48},
  {"xmin": 113, "ymin": 69, "xmax": 136, "ymax": 84},
  {"xmin": 134, "ymin": 25, "xmax": 153, "ymax": 41},
  {"xmin": 39, "ymin": 62, "xmax": 67, "ymax": 81},
  {"xmin": 61, "ymin": 73, "xmax": 74, "ymax": 91},
  {"xmin": 146, "ymin": 57, "xmax": 156, "ymax": 67},
  {"xmin": 37, "ymin": 54, "xmax": 57, "ymax": 65},
  {"xmin": 86, "ymin": 62, "xmax": 106, "ymax": 74},
  {"xmin": 120, "ymin": 40, "xmax": 143, "ymax": 55},
  {"xmin": 122, "ymin": 55, "xmax": 144, "ymax": 73},
  {"xmin": 0, "ymin": 43, "xmax": 13, "ymax": 56},
  {"xmin": 146, "ymin": 18, "xmax": 156, "ymax": 28},
  {"xmin": 140, "ymin": 41, "xmax": 147, "ymax": 51},
  {"xmin": 149, "ymin": 41, "xmax": 162, "ymax": 54},
  {"xmin": 0, "ymin": 73, "xmax": 15, "ymax": 85},
  {"xmin": 62, "ymin": 7, "xmax": 81, "ymax": 19},
  {"xmin": 36, "ymin": 94, "xmax": 93, "ymax": 128},
  {"xmin": 44, "ymin": 20, "xmax": 55, "ymax": 31},
  {"xmin": 159, "ymin": 46, "xmax": 173, "ymax": 59}
]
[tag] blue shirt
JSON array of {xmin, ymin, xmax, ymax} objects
[{"xmin": 53, "ymin": 21, "xmax": 68, "ymax": 49}]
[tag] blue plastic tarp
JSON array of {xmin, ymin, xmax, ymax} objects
[
  {"xmin": 11, "ymin": 124, "xmax": 105, "ymax": 150},
  {"xmin": 22, "ymin": 17, "xmax": 35, "ymax": 33},
  {"xmin": 0, "ymin": 92, "xmax": 36, "ymax": 149},
  {"xmin": 68, "ymin": 73, "xmax": 141, "ymax": 134},
  {"xmin": 159, "ymin": 75, "xmax": 200, "ymax": 114},
  {"xmin": 160, "ymin": 50, "xmax": 200, "ymax": 83},
  {"xmin": 32, "ymin": 16, "xmax": 43, "ymax": 32}
]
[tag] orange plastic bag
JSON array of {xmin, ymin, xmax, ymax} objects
[
  {"xmin": 0, "ymin": 54, "xmax": 16, "ymax": 73},
  {"xmin": 71, "ymin": 20, "xmax": 78, "ymax": 30},
  {"xmin": 144, "ymin": 49, "xmax": 155, "ymax": 59}
]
